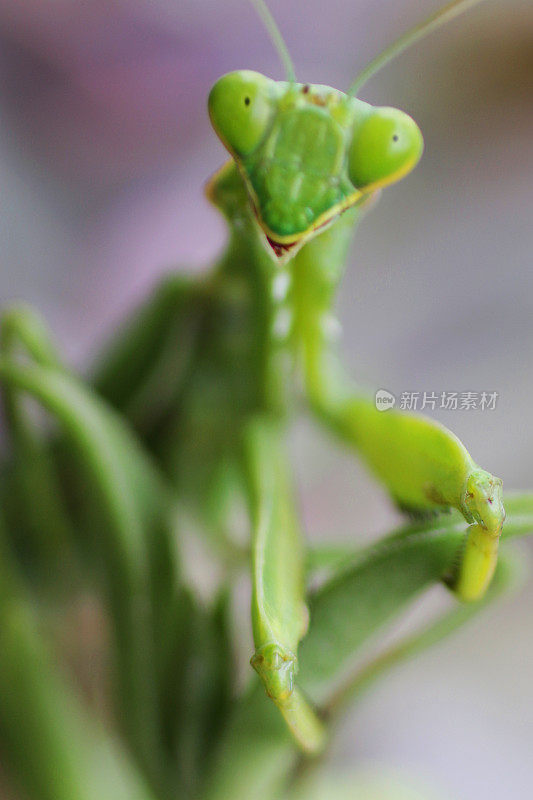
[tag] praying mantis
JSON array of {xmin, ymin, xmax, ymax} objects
[
  {"xmin": 0, "ymin": 0, "xmax": 522, "ymax": 774},
  {"xmin": 96, "ymin": 0, "xmax": 504, "ymax": 752}
]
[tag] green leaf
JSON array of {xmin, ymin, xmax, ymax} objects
[
  {"xmin": 92, "ymin": 274, "xmax": 204, "ymax": 436},
  {"xmin": 299, "ymin": 526, "xmax": 462, "ymax": 698},
  {"xmin": 299, "ymin": 495, "xmax": 533, "ymax": 700},
  {"xmin": 323, "ymin": 553, "xmax": 520, "ymax": 719},
  {"xmin": 0, "ymin": 358, "xmax": 179, "ymax": 786},
  {"xmin": 175, "ymin": 590, "xmax": 235, "ymax": 796},
  {"xmin": 0, "ymin": 523, "xmax": 158, "ymax": 800},
  {"xmin": 0, "ymin": 306, "xmax": 74, "ymax": 575}
]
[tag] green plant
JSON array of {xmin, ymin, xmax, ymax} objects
[{"xmin": 0, "ymin": 2, "xmax": 531, "ymax": 799}]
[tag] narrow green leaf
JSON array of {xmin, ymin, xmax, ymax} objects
[
  {"xmin": 175, "ymin": 590, "xmax": 235, "ymax": 796},
  {"xmin": 0, "ymin": 521, "xmax": 158, "ymax": 800},
  {"xmin": 92, "ymin": 274, "xmax": 204, "ymax": 435},
  {"xmin": 0, "ymin": 306, "xmax": 73, "ymax": 573},
  {"xmin": 323, "ymin": 553, "xmax": 521, "ymax": 718},
  {"xmin": 300, "ymin": 495, "xmax": 533, "ymax": 700},
  {"xmin": 0, "ymin": 358, "xmax": 179, "ymax": 786},
  {"xmin": 299, "ymin": 527, "xmax": 462, "ymax": 698}
]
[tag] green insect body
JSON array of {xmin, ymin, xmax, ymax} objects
[
  {"xmin": 0, "ymin": 0, "xmax": 506, "ymax": 761},
  {"xmin": 200, "ymin": 2, "xmax": 505, "ymax": 746}
]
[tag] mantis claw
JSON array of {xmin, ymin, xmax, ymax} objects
[
  {"xmin": 250, "ymin": 643, "xmax": 326, "ymax": 755},
  {"xmin": 251, "ymin": 643, "xmax": 297, "ymax": 702},
  {"xmin": 462, "ymin": 469, "xmax": 505, "ymax": 535},
  {"xmin": 453, "ymin": 469, "xmax": 505, "ymax": 602}
]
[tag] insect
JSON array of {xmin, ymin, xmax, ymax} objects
[
  {"xmin": 204, "ymin": 0, "xmax": 505, "ymax": 750},
  {"xmin": 0, "ymin": 0, "xmax": 506, "ymax": 759}
]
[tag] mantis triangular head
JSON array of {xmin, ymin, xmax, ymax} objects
[
  {"xmin": 208, "ymin": 0, "xmax": 488, "ymax": 252},
  {"xmin": 209, "ymin": 73, "xmax": 422, "ymax": 249}
]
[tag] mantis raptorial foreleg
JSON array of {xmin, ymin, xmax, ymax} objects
[
  {"xmin": 285, "ymin": 211, "xmax": 505, "ymax": 603},
  {"xmin": 243, "ymin": 415, "xmax": 325, "ymax": 754},
  {"xmin": 325, "ymin": 399, "xmax": 502, "ymax": 601},
  {"xmin": 302, "ymin": 343, "xmax": 504, "ymax": 601}
]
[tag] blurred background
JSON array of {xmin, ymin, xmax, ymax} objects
[{"xmin": 0, "ymin": 0, "xmax": 531, "ymax": 797}]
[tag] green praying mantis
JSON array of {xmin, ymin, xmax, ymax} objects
[
  {"xmin": 0, "ymin": 0, "xmax": 519, "ymax": 770},
  {"xmin": 207, "ymin": 0, "xmax": 505, "ymax": 751}
]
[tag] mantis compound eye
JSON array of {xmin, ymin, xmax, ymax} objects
[
  {"xmin": 348, "ymin": 106, "xmax": 423, "ymax": 191},
  {"xmin": 208, "ymin": 70, "xmax": 276, "ymax": 157}
]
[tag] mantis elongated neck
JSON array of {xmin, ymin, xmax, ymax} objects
[{"xmin": 207, "ymin": 161, "xmax": 362, "ymax": 409}]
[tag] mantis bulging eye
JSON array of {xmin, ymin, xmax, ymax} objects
[
  {"xmin": 348, "ymin": 107, "xmax": 423, "ymax": 191},
  {"xmin": 208, "ymin": 70, "xmax": 276, "ymax": 157}
]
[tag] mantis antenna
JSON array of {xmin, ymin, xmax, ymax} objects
[
  {"xmin": 250, "ymin": 0, "xmax": 297, "ymax": 83},
  {"xmin": 348, "ymin": 0, "xmax": 489, "ymax": 96}
]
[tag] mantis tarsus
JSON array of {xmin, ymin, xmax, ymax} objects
[{"xmin": 0, "ymin": 0, "xmax": 516, "ymax": 766}]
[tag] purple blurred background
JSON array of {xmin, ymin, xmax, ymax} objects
[{"xmin": 0, "ymin": 1, "xmax": 532, "ymax": 797}]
